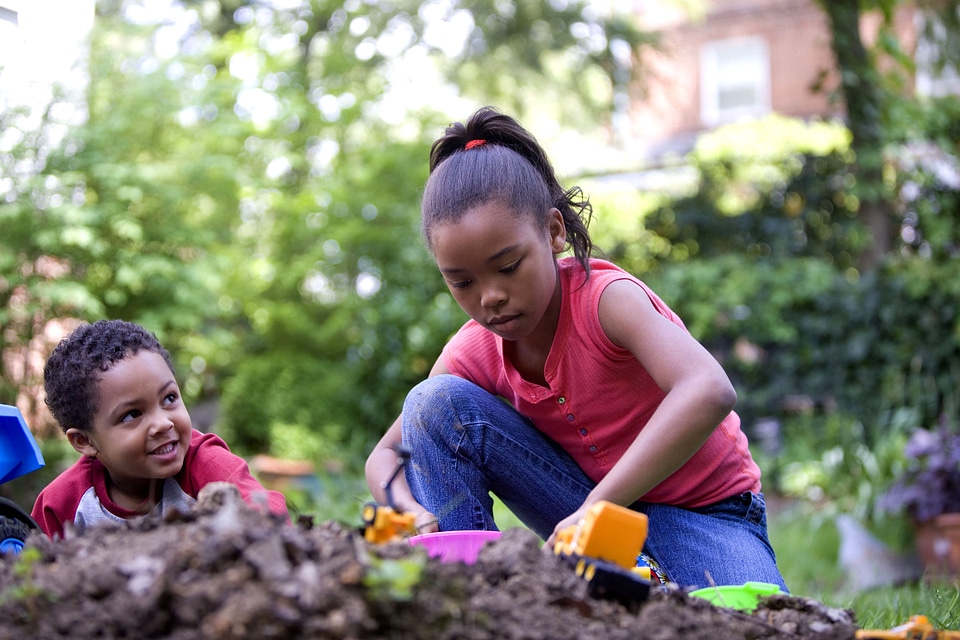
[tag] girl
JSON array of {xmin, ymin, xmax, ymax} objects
[{"xmin": 365, "ymin": 107, "xmax": 787, "ymax": 590}]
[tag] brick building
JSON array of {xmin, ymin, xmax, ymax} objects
[{"xmin": 626, "ymin": 0, "xmax": 923, "ymax": 161}]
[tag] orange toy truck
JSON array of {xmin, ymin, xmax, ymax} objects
[
  {"xmin": 855, "ymin": 615, "xmax": 960, "ymax": 640},
  {"xmin": 361, "ymin": 445, "xmax": 417, "ymax": 544},
  {"xmin": 553, "ymin": 500, "xmax": 655, "ymax": 609}
]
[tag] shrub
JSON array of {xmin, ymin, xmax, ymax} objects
[{"xmin": 878, "ymin": 425, "xmax": 960, "ymax": 522}]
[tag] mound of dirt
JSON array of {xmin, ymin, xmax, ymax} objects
[{"xmin": 0, "ymin": 484, "xmax": 858, "ymax": 640}]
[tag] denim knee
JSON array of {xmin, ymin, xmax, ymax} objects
[{"xmin": 404, "ymin": 375, "xmax": 472, "ymax": 418}]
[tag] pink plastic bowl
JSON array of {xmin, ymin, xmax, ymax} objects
[{"xmin": 408, "ymin": 530, "xmax": 503, "ymax": 564}]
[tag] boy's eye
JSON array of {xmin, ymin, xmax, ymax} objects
[{"xmin": 119, "ymin": 410, "xmax": 141, "ymax": 424}]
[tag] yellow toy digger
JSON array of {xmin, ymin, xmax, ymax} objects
[
  {"xmin": 553, "ymin": 500, "xmax": 659, "ymax": 610},
  {"xmin": 855, "ymin": 615, "xmax": 960, "ymax": 640},
  {"xmin": 360, "ymin": 445, "xmax": 417, "ymax": 544}
]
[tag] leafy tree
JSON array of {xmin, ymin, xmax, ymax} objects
[
  {"xmin": 814, "ymin": 0, "xmax": 960, "ymax": 270},
  {"xmin": 0, "ymin": 15, "xmax": 250, "ymax": 428},
  {"xmin": 151, "ymin": 0, "xmax": 647, "ymax": 457},
  {"xmin": 2, "ymin": 0, "xmax": 650, "ymax": 460}
]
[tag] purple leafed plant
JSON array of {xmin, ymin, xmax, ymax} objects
[{"xmin": 879, "ymin": 426, "xmax": 960, "ymax": 523}]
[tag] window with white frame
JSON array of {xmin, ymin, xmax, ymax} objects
[{"xmin": 700, "ymin": 37, "xmax": 770, "ymax": 127}]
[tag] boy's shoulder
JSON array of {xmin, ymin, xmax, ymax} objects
[
  {"xmin": 39, "ymin": 454, "xmax": 99, "ymax": 497},
  {"xmin": 177, "ymin": 430, "xmax": 248, "ymax": 482},
  {"xmin": 32, "ymin": 454, "xmax": 101, "ymax": 529},
  {"xmin": 183, "ymin": 429, "xmax": 234, "ymax": 456}
]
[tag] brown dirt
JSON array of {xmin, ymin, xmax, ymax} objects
[{"xmin": 0, "ymin": 483, "xmax": 858, "ymax": 640}]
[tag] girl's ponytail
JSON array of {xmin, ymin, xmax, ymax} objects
[{"xmin": 424, "ymin": 107, "xmax": 594, "ymax": 276}]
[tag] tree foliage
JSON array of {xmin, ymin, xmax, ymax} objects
[
  {"xmin": 2, "ymin": 0, "xmax": 958, "ymax": 483},
  {"xmin": 1, "ymin": 0, "xmax": 649, "ymax": 455},
  {"xmin": 814, "ymin": 0, "xmax": 960, "ymax": 269},
  {"xmin": 610, "ymin": 0, "xmax": 960, "ymax": 437},
  {"xmin": 613, "ymin": 109, "xmax": 960, "ymax": 440}
]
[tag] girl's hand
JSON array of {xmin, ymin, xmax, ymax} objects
[
  {"xmin": 414, "ymin": 510, "xmax": 440, "ymax": 534},
  {"xmin": 544, "ymin": 505, "xmax": 588, "ymax": 549}
]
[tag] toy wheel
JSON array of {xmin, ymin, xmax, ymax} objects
[
  {"xmin": 0, "ymin": 497, "xmax": 39, "ymax": 555},
  {"xmin": 0, "ymin": 515, "xmax": 31, "ymax": 555}
]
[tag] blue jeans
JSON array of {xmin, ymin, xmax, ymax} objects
[{"xmin": 402, "ymin": 375, "xmax": 788, "ymax": 591}]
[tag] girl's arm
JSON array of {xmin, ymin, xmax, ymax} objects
[
  {"xmin": 364, "ymin": 359, "xmax": 450, "ymax": 533},
  {"xmin": 548, "ymin": 279, "xmax": 737, "ymax": 542}
]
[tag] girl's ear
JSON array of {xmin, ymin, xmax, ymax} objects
[
  {"xmin": 66, "ymin": 428, "xmax": 99, "ymax": 457},
  {"xmin": 547, "ymin": 208, "xmax": 567, "ymax": 253}
]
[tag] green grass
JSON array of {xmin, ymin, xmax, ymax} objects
[{"xmin": 769, "ymin": 500, "xmax": 960, "ymax": 630}]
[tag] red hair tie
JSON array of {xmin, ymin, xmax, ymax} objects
[{"xmin": 465, "ymin": 139, "xmax": 487, "ymax": 150}]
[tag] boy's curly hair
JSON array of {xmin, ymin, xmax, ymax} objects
[{"xmin": 43, "ymin": 320, "xmax": 175, "ymax": 434}]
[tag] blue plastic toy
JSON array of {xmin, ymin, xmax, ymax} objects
[{"xmin": 0, "ymin": 403, "xmax": 45, "ymax": 554}]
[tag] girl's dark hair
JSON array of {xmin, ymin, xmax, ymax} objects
[
  {"xmin": 44, "ymin": 319, "xmax": 175, "ymax": 434},
  {"xmin": 421, "ymin": 106, "xmax": 593, "ymax": 275}
]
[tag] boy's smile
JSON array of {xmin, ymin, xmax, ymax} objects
[
  {"xmin": 431, "ymin": 202, "xmax": 566, "ymax": 345},
  {"xmin": 67, "ymin": 350, "xmax": 192, "ymax": 511}
]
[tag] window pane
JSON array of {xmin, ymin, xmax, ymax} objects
[
  {"xmin": 700, "ymin": 36, "xmax": 769, "ymax": 126},
  {"xmin": 718, "ymin": 85, "xmax": 758, "ymax": 111}
]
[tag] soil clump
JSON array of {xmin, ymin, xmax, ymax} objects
[{"xmin": 0, "ymin": 484, "xmax": 858, "ymax": 639}]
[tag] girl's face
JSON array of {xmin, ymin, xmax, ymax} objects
[
  {"xmin": 431, "ymin": 202, "xmax": 566, "ymax": 342},
  {"xmin": 67, "ymin": 350, "xmax": 192, "ymax": 510}
]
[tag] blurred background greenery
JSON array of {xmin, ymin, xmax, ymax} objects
[{"xmin": 2, "ymin": 0, "xmax": 959, "ymax": 629}]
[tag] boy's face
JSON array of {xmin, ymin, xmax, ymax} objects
[{"xmin": 66, "ymin": 350, "xmax": 192, "ymax": 508}]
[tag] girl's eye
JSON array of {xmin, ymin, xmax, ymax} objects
[
  {"xmin": 448, "ymin": 279, "xmax": 472, "ymax": 290},
  {"xmin": 162, "ymin": 392, "xmax": 179, "ymax": 406},
  {"xmin": 500, "ymin": 260, "xmax": 521, "ymax": 274}
]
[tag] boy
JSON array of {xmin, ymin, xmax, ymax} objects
[{"xmin": 32, "ymin": 320, "xmax": 288, "ymax": 539}]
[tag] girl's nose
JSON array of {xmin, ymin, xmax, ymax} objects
[{"xmin": 480, "ymin": 284, "xmax": 506, "ymax": 308}]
